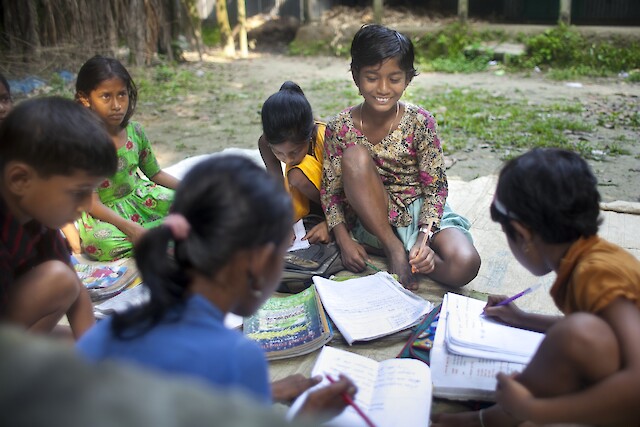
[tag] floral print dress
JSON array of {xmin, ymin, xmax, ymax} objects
[
  {"xmin": 321, "ymin": 102, "xmax": 447, "ymax": 233},
  {"xmin": 78, "ymin": 122, "xmax": 174, "ymax": 261}
]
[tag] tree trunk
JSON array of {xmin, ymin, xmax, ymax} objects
[
  {"xmin": 216, "ymin": 0, "xmax": 235, "ymax": 57},
  {"xmin": 237, "ymin": 0, "xmax": 248, "ymax": 58}
]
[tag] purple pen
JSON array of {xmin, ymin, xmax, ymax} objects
[{"xmin": 494, "ymin": 284, "xmax": 542, "ymax": 307}]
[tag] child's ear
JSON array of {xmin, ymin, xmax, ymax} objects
[
  {"xmin": 3, "ymin": 161, "xmax": 36, "ymax": 196},
  {"xmin": 76, "ymin": 93, "xmax": 90, "ymax": 108},
  {"xmin": 510, "ymin": 220, "xmax": 533, "ymax": 244}
]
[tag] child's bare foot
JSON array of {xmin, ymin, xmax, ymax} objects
[{"xmin": 386, "ymin": 246, "xmax": 416, "ymax": 290}]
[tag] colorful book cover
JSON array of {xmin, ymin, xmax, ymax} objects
[
  {"xmin": 244, "ymin": 285, "xmax": 333, "ymax": 360},
  {"xmin": 74, "ymin": 263, "xmax": 129, "ymax": 289}
]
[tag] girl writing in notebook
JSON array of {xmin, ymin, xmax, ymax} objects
[
  {"xmin": 258, "ymin": 81, "xmax": 330, "ymax": 244},
  {"xmin": 77, "ymin": 155, "xmax": 355, "ymax": 419},
  {"xmin": 322, "ymin": 24, "xmax": 480, "ymax": 289},
  {"xmin": 432, "ymin": 148, "xmax": 640, "ymax": 426}
]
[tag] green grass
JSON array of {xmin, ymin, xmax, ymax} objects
[{"xmin": 404, "ymin": 86, "xmax": 605, "ymax": 158}]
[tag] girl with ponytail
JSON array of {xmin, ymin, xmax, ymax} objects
[{"xmin": 77, "ymin": 155, "xmax": 355, "ymax": 419}]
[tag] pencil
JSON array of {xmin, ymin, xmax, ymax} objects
[
  {"xmin": 365, "ymin": 260, "xmax": 382, "ymax": 272},
  {"xmin": 326, "ymin": 374, "xmax": 377, "ymax": 427},
  {"xmin": 411, "ymin": 221, "xmax": 432, "ymax": 274}
]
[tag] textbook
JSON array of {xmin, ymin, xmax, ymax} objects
[
  {"xmin": 243, "ymin": 285, "xmax": 333, "ymax": 360},
  {"xmin": 431, "ymin": 293, "xmax": 543, "ymax": 401},
  {"xmin": 288, "ymin": 346, "xmax": 432, "ymax": 427},
  {"xmin": 93, "ymin": 282, "xmax": 243, "ymax": 329},
  {"xmin": 72, "ymin": 257, "xmax": 140, "ymax": 302},
  {"xmin": 312, "ymin": 272, "xmax": 433, "ymax": 345}
]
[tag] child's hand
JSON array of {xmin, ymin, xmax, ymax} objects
[
  {"xmin": 484, "ymin": 295, "xmax": 527, "ymax": 327},
  {"xmin": 271, "ymin": 374, "xmax": 321, "ymax": 403},
  {"xmin": 303, "ymin": 221, "xmax": 331, "ymax": 244},
  {"xmin": 408, "ymin": 242, "xmax": 435, "ymax": 274},
  {"xmin": 495, "ymin": 372, "xmax": 535, "ymax": 422},
  {"xmin": 124, "ymin": 222, "xmax": 147, "ymax": 245},
  {"xmin": 339, "ymin": 239, "xmax": 368, "ymax": 273},
  {"xmin": 296, "ymin": 374, "xmax": 356, "ymax": 422}
]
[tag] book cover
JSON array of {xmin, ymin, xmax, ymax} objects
[
  {"xmin": 243, "ymin": 285, "xmax": 333, "ymax": 360},
  {"xmin": 72, "ymin": 257, "xmax": 140, "ymax": 302},
  {"xmin": 74, "ymin": 263, "xmax": 128, "ymax": 289}
]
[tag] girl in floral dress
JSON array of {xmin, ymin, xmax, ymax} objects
[
  {"xmin": 322, "ymin": 25, "xmax": 481, "ymax": 290},
  {"xmin": 74, "ymin": 55, "xmax": 179, "ymax": 261}
]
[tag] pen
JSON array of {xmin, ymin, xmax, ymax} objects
[
  {"xmin": 326, "ymin": 374, "xmax": 376, "ymax": 427},
  {"xmin": 365, "ymin": 260, "xmax": 382, "ymax": 273},
  {"xmin": 494, "ymin": 283, "xmax": 542, "ymax": 307},
  {"xmin": 411, "ymin": 221, "xmax": 432, "ymax": 274}
]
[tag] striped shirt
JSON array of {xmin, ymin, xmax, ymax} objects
[{"xmin": 0, "ymin": 197, "xmax": 70, "ymax": 309}]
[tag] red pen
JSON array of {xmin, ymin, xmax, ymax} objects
[{"xmin": 326, "ymin": 374, "xmax": 377, "ymax": 427}]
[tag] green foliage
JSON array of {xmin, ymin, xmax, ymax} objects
[
  {"xmin": 402, "ymin": 86, "xmax": 623, "ymax": 160},
  {"xmin": 202, "ymin": 24, "xmax": 221, "ymax": 47},
  {"xmin": 311, "ymin": 22, "xmax": 640, "ymax": 78}
]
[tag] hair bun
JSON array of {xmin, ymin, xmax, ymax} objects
[{"xmin": 279, "ymin": 81, "xmax": 304, "ymax": 95}]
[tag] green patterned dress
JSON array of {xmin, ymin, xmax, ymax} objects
[{"xmin": 78, "ymin": 122, "xmax": 174, "ymax": 261}]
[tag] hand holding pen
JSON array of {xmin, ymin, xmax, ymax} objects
[
  {"xmin": 483, "ymin": 284, "xmax": 542, "ymax": 326},
  {"xmin": 326, "ymin": 374, "xmax": 376, "ymax": 427},
  {"xmin": 296, "ymin": 374, "xmax": 358, "ymax": 424},
  {"xmin": 409, "ymin": 221, "xmax": 435, "ymax": 274}
]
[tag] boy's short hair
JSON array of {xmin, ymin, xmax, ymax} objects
[
  {"xmin": 492, "ymin": 148, "xmax": 601, "ymax": 243},
  {"xmin": 0, "ymin": 97, "xmax": 117, "ymax": 178}
]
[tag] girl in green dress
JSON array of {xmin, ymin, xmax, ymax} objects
[{"xmin": 74, "ymin": 55, "xmax": 179, "ymax": 261}]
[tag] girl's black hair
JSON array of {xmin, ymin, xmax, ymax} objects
[
  {"xmin": 75, "ymin": 55, "xmax": 138, "ymax": 128},
  {"xmin": 0, "ymin": 73, "xmax": 10, "ymax": 96},
  {"xmin": 491, "ymin": 148, "xmax": 601, "ymax": 243},
  {"xmin": 350, "ymin": 24, "xmax": 418, "ymax": 83},
  {"xmin": 111, "ymin": 155, "xmax": 293, "ymax": 338},
  {"xmin": 261, "ymin": 81, "xmax": 314, "ymax": 145}
]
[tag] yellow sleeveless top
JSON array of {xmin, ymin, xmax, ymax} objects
[{"xmin": 284, "ymin": 122, "xmax": 326, "ymax": 222}]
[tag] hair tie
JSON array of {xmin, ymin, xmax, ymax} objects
[{"xmin": 164, "ymin": 214, "xmax": 191, "ymax": 240}]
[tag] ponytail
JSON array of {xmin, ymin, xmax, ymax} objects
[{"xmin": 111, "ymin": 225, "xmax": 191, "ymax": 338}]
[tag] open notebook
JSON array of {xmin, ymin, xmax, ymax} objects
[
  {"xmin": 288, "ymin": 346, "xmax": 432, "ymax": 427},
  {"xmin": 431, "ymin": 293, "xmax": 544, "ymax": 401}
]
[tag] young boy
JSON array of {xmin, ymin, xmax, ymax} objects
[{"xmin": 0, "ymin": 97, "xmax": 117, "ymax": 339}]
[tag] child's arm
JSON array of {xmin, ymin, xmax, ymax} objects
[
  {"xmin": 149, "ymin": 170, "xmax": 179, "ymax": 190},
  {"xmin": 258, "ymin": 135, "xmax": 285, "ymax": 185},
  {"xmin": 484, "ymin": 294, "xmax": 562, "ymax": 333},
  {"xmin": 287, "ymin": 168, "xmax": 320, "ymax": 205},
  {"xmin": 496, "ymin": 297, "xmax": 640, "ymax": 425},
  {"xmin": 87, "ymin": 193, "xmax": 146, "ymax": 244},
  {"xmin": 66, "ymin": 285, "xmax": 95, "ymax": 339}
]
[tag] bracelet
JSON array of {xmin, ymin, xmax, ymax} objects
[
  {"xmin": 419, "ymin": 226, "xmax": 434, "ymax": 241},
  {"xmin": 478, "ymin": 408, "xmax": 486, "ymax": 427}
]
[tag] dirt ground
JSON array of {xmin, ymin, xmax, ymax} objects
[{"xmin": 138, "ymin": 52, "xmax": 640, "ymax": 203}]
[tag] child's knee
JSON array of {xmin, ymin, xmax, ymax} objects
[
  {"xmin": 37, "ymin": 261, "xmax": 82, "ymax": 300},
  {"xmin": 342, "ymin": 145, "xmax": 371, "ymax": 170},
  {"xmin": 547, "ymin": 313, "xmax": 620, "ymax": 378}
]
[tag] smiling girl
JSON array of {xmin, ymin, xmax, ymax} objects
[
  {"xmin": 73, "ymin": 55, "xmax": 179, "ymax": 261},
  {"xmin": 321, "ymin": 24, "xmax": 480, "ymax": 290}
]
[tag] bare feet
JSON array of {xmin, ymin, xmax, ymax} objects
[{"xmin": 386, "ymin": 245, "xmax": 416, "ymax": 290}]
